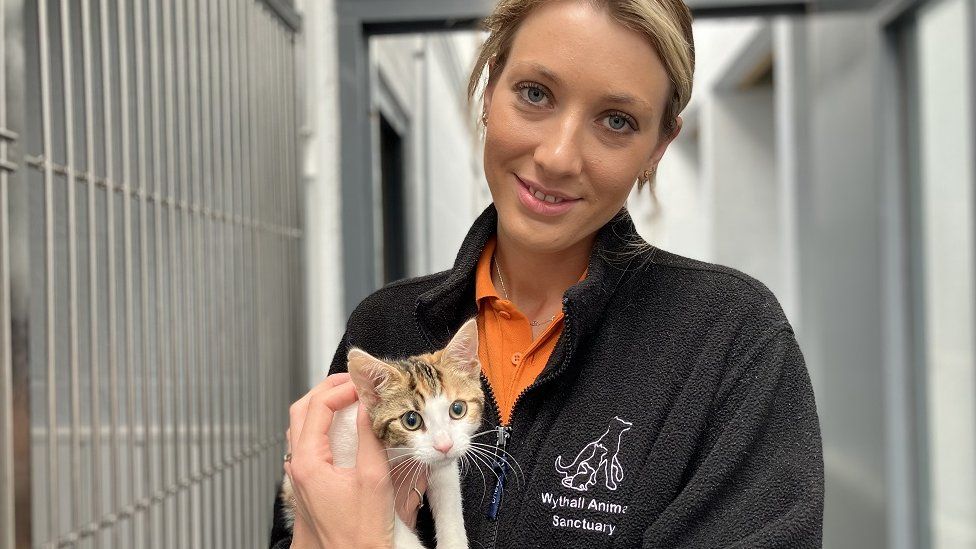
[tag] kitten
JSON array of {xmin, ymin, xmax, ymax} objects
[{"xmin": 282, "ymin": 318, "xmax": 484, "ymax": 549}]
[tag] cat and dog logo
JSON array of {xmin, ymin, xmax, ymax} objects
[{"xmin": 554, "ymin": 416, "xmax": 633, "ymax": 492}]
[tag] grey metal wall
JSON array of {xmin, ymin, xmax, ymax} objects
[
  {"xmin": 799, "ymin": 11, "xmax": 889, "ymax": 549},
  {"xmin": 1, "ymin": 0, "xmax": 303, "ymax": 547}
]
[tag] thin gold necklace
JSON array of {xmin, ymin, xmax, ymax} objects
[{"xmin": 493, "ymin": 254, "xmax": 556, "ymax": 327}]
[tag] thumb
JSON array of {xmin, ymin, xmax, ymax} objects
[{"xmin": 356, "ymin": 403, "xmax": 391, "ymax": 480}]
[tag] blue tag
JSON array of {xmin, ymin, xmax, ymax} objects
[{"xmin": 487, "ymin": 455, "xmax": 509, "ymax": 521}]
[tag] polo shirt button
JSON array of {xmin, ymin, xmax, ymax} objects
[
  {"xmin": 511, "ymin": 352, "xmax": 523, "ymax": 365},
  {"xmin": 498, "ymin": 310, "xmax": 511, "ymax": 320}
]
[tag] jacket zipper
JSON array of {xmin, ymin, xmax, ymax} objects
[
  {"xmin": 416, "ymin": 297, "xmax": 577, "ymax": 549},
  {"xmin": 479, "ymin": 371, "xmax": 507, "ymax": 549},
  {"xmin": 507, "ymin": 296, "xmax": 575, "ymax": 425},
  {"xmin": 486, "ymin": 424, "xmax": 511, "ymax": 521},
  {"xmin": 482, "ymin": 297, "xmax": 575, "ymax": 548}
]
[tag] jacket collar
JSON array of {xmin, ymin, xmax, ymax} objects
[{"xmin": 415, "ymin": 203, "xmax": 648, "ymax": 348}]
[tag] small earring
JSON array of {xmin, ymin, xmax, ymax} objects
[
  {"xmin": 481, "ymin": 111, "xmax": 488, "ymax": 127},
  {"xmin": 638, "ymin": 168, "xmax": 655, "ymax": 190}
]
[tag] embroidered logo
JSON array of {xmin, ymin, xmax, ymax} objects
[{"xmin": 554, "ymin": 416, "xmax": 632, "ymax": 492}]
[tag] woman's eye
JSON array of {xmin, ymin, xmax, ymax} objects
[
  {"xmin": 449, "ymin": 400, "xmax": 467, "ymax": 419},
  {"xmin": 607, "ymin": 115, "xmax": 627, "ymax": 131},
  {"xmin": 517, "ymin": 84, "xmax": 549, "ymax": 105},
  {"xmin": 605, "ymin": 113, "xmax": 635, "ymax": 133},
  {"xmin": 401, "ymin": 411, "xmax": 423, "ymax": 431},
  {"xmin": 525, "ymin": 87, "xmax": 545, "ymax": 103}
]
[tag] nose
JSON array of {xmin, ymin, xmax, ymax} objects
[
  {"xmin": 534, "ymin": 114, "xmax": 583, "ymax": 179},
  {"xmin": 434, "ymin": 439, "xmax": 454, "ymax": 455}
]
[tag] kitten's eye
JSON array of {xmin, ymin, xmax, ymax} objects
[
  {"xmin": 449, "ymin": 400, "xmax": 467, "ymax": 419},
  {"xmin": 401, "ymin": 411, "xmax": 423, "ymax": 431}
]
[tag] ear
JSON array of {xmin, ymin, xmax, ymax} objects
[
  {"xmin": 647, "ymin": 115, "xmax": 683, "ymax": 169},
  {"xmin": 442, "ymin": 318, "xmax": 481, "ymax": 379},
  {"xmin": 347, "ymin": 348, "xmax": 397, "ymax": 408}
]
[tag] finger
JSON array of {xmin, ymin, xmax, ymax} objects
[
  {"xmin": 355, "ymin": 403, "xmax": 390, "ymax": 478},
  {"xmin": 297, "ymin": 381, "xmax": 359, "ymax": 447},
  {"xmin": 288, "ymin": 374, "xmax": 352, "ymax": 441},
  {"xmin": 322, "ymin": 371, "xmax": 351, "ymax": 389},
  {"xmin": 394, "ymin": 466, "xmax": 427, "ymax": 528},
  {"xmin": 414, "ymin": 471, "xmax": 429, "ymax": 493},
  {"xmin": 308, "ymin": 373, "xmax": 352, "ymax": 403},
  {"xmin": 391, "ymin": 460, "xmax": 426, "ymax": 514},
  {"xmin": 289, "ymin": 392, "xmax": 312, "ymax": 441}
]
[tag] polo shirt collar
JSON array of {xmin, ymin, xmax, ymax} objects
[
  {"xmin": 474, "ymin": 235, "xmax": 500, "ymax": 303},
  {"xmin": 415, "ymin": 203, "xmax": 647, "ymax": 348}
]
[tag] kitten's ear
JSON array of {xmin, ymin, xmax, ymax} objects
[
  {"xmin": 347, "ymin": 348, "xmax": 397, "ymax": 408},
  {"xmin": 442, "ymin": 318, "xmax": 480, "ymax": 379}
]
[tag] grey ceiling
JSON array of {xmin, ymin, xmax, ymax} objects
[{"xmin": 687, "ymin": 0, "xmax": 886, "ymax": 16}]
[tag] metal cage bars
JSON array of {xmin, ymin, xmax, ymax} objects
[
  {"xmin": 1, "ymin": 0, "xmax": 30, "ymax": 546},
  {"xmin": 1, "ymin": 0, "xmax": 303, "ymax": 547}
]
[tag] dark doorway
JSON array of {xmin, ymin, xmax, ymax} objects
[{"xmin": 379, "ymin": 114, "xmax": 407, "ymax": 283}]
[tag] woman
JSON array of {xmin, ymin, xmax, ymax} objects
[{"xmin": 272, "ymin": 0, "xmax": 824, "ymax": 547}]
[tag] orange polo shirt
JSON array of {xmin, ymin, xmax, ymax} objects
[{"xmin": 475, "ymin": 236, "xmax": 585, "ymax": 425}]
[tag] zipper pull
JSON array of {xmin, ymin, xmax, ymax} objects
[{"xmin": 486, "ymin": 425, "xmax": 511, "ymax": 521}]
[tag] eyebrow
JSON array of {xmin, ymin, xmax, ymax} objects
[
  {"xmin": 512, "ymin": 61, "xmax": 656, "ymax": 116},
  {"xmin": 517, "ymin": 61, "xmax": 564, "ymax": 86},
  {"xmin": 602, "ymin": 92, "xmax": 654, "ymax": 112}
]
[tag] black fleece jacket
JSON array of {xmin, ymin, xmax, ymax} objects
[{"xmin": 269, "ymin": 205, "xmax": 824, "ymax": 549}]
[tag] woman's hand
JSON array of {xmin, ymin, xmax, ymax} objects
[
  {"xmin": 284, "ymin": 373, "xmax": 428, "ymax": 549},
  {"xmin": 390, "ymin": 446, "xmax": 429, "ymax": 530},
  {"xmin": 285, "ymin": 373, "xmax": 393, "ymax": 548}
]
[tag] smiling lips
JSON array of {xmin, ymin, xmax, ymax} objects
[{"xmin": 515, "ymin": 174, "xmax": 580, "ymax": 216}]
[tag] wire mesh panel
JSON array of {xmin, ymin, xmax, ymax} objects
[
  {"xmin": 6, "ymin": 0, "xmax": 303, "ymax": 547},
  {"xmin": 1, "ymin": 2, "xmax": 11, "ymax": 544},
  {"xmin": 1, "ymin": 0, "xmax": 31, "ymax": 547}
]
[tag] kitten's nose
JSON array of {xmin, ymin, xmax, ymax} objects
[{"xmin": 434, "ymin": 440, "xmax": 454, "ymax": 454}]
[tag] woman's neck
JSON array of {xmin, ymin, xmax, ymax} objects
[{"xmin": 491, "ymin": 225, "xmax": 593, "ymax": 322}]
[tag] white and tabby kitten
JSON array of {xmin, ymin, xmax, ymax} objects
[{"xmin": 282, "ymin": 318, "xmax": 484, "ymax": 549}]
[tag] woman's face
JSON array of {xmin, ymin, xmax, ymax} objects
[{"xmin": 483, "ymin": 0, "xmax": 680, "ymax": 255}]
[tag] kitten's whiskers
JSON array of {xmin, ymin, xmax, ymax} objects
[
  {"xmin": 393, "ymin": 458, "xmax": 422, "ymax": 511},
  {"xmin": 460, "ymin": 453, "xmax": 489, "ymax": 502},
  {"xmin": 387, "ymin": 455, "xmax": 418, "ymax": 478},
  {"xmin": 408, "ymin": 459, "xmax": 428, "ymax": 510},
  {"xmin": 466, "ymin": 446, "xmax": 524, "ymax": 489},
  {"xmin": 464, "ymin": 448, "xmax": 502, "ymax": 486},
  {"xmin": 469, "ymin": 442, "xmax": 525, "ymax": 485}
]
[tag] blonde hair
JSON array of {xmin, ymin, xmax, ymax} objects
[{"xmin": 467, "ymin": 0, "xmax": 695, "ymax": 191}]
